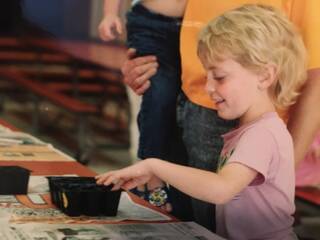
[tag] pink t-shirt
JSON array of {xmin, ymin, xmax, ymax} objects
[{"xmin": 217, "ymin": 112, "xmax": 296, "ymax": 240}]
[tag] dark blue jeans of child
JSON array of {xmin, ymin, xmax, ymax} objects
[{"xmin": 126, "ymin": 4, "xmax": 182, "ymax": 160}]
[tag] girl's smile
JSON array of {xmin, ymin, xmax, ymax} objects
[{"xmin": 203, "ymin": 57, "xmax": 275, "ymax": 125}]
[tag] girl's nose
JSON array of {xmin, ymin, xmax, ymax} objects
[{"xmin": 205, "ymin": 73, "xmax": 216, "ymax": 95}]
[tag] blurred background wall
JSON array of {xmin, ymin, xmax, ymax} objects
[{"xmin": 16, "ymin": 0, "xmax": 130, "ymax": 41}]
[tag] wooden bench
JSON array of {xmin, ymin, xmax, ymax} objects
[
  {"xmin": 0, "ymin": 37, "xmax": 129, "ymax": 163},
  {"xmin": 0, "ymin": 37, "xmax": 72, "ymax": 65},
  {"xmin": 0, "ymin": 70, "xmax": 98, "ymax": 114},
  {"xmin": 0, "ymin": 69, "xmax": 96, "ymax": 149},
  {"xmin": 22, "ymin": 68, "xmax": 126, "ymax": 95},
  {"xmin": 0, "ymin": 69, "xmax": 128, "ymax": 163}
]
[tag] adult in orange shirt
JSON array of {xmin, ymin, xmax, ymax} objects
[{"xmin": 121, "ymin": 0, "xmax": 320, "ymax": 230}]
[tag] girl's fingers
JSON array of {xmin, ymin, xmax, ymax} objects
[
  {"xmin": 111, "ymin": 178, "xmax": 125, "ymax": 190},
  {"xmin": 103, "ymin": 175, "xmax": 119, "ymax": 187},
  {"xmin": 95, "ymin": 172, "xmax": 111, "ymax": 184},
  {"xmin": 160, "ymin": 203, "xmax": 172, "ymax": 213},
  {"xmin": 96, "ymin": 177, "xmax": 109, "ymax": 185},
  {"xmin": 122, "ymin": 179, "xmax": 139, "ymax": 190},
  {"xmin": 95, "ymin": 172, "xmax": 108, "ymax": 179}
]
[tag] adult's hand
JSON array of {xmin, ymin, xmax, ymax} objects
[{"xmin": 121, "ymin": 48, "xmax": 158, "ymax": 95}]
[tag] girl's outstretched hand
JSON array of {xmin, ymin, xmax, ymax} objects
[{"xmin": 95, "ymin": 159, "xmax": 158, "ymax": 191}]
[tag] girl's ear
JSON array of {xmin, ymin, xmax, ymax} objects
[{"xmin": 258, "ymin": 64, "xmax": 277, "ymax": 90}]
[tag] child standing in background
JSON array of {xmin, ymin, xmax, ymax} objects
[
  {"xmin": 98, "ymin": 0, "xmax": 187, "ymax": 211},
  {"xmin": 97, "ymin": 4, "xmax": 307, "ymax": 239}
]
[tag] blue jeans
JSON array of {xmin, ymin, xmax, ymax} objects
[
  {"xmin": 126, "ymin": 4, "xmax": 182, "ymax": 159},
  {"xmin": 170, "ymin": 92, "xmax": 238, "ymax": 231}
]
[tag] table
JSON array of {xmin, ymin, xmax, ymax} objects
[
  {"xmin": 0, "ymin": 115, "xmax": 172, "ymax": 221},
  {"xmin": 0, "ymin": 118, "xmax": 170, "ymax": 222},
  {"xmin": 0, "ymin": 120, "xmax": 224, "ymax": 239}
]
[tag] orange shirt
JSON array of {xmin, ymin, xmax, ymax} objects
[{"xmin": 180, "ymin": 0, "xmax": 320, "ymax": 109}]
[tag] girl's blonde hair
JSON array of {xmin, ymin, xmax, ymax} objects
[{"xmin": 198, "ymin": 4, "xmax": 307, "ymax": 110}]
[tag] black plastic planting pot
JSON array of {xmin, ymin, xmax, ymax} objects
[
  {"xmin": 47, "ymin": 176, "xmax": 121, "ymax": 217},
  {"xmin": 0, "ymin": 166, "xmax": 30, "ymax": 194}
]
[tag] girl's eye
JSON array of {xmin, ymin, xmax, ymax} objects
[{"xmin": 214, "ymin": 76, "xmax": 225, "ymax": 81}]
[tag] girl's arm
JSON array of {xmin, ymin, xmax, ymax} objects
[
  {"xmin": 96, "ymin": 158, "xmax": 257, "ymax": 204},
  {"xmin": 149, "ymin": 159, "xmax": 257, "ymax": 204}
]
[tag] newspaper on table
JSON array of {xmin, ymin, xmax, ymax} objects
[
  {"xmin": 0, "ymin": 132, "xmax": 74, "ymax": 161},
  {"xmin": 0, "ymin": 222, "xmax": 225, "ymax": 240},
  {"xmin": 0, "ymin": 146, "xmax": 74, "ymax": 161},
  {"xmin": 0, "ymin": 132, "xmax": 47, "ymax": 146},
  {"xmin": 0, "ymin": 175, "xmax": 171, "ymax": 223},
  {"xmin": 0, "ymin": 192, "xmax": 170, "ymax": 223},
  {"xmin": 0, "ymin": 124, "xmax": 11, "ymax": 134}
]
